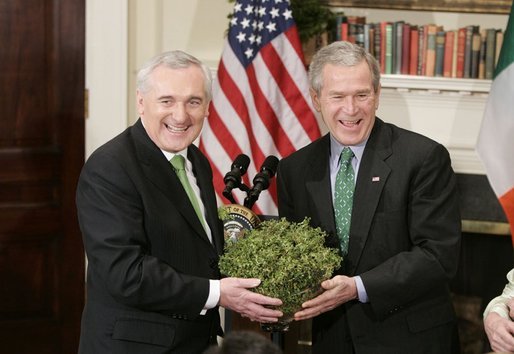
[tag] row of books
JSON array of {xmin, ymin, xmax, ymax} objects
[{"xmin": 333, "ymin": 15, "xmax": 504, "ymax": 80}]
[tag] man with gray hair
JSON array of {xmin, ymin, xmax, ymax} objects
[
  {"xmin": 277, "ymin": 41, "xmax": 461, "ymax": 353},
  {"xmin": 76, "ymin": 50, "xmax": 282, "ymax": 354}
]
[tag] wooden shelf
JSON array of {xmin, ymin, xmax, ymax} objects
[
  {"xmin": 381, "ymin": 74, "xmax": 491, "ymax": 94},
  {"xmin": 321, "ymin": 0, "xmax": 512, "ymax": 15}
]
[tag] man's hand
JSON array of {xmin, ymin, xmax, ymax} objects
[
  {"xmin": 484, "ymin": 311, "xmax": 514, "ymax": 352},
  {"xmin": 294, "ymin": 275, "xmax": 358, "ymax": 321},
  {"xmin": 219, "ymin": 277, "xmax": 283, "ymax": 323}
]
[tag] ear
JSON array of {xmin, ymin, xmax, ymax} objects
[
  {"xmin": 310, "ymin": 88, "xmax": 321, "ymax": 112},
  {"xmin": 136, "ymin": 90, "xmax": 145, "ymax": 116},
  {"xmin": 374, "ymin": 84, "xmax": 381, "ymax": 110}
]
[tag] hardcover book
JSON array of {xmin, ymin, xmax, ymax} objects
[
  {"xmin": 409, "ymin": 26, "xmax": 419, "ymax": 75},
  {"xmin": 456, "ymin": 27, "xmax": 467, "ymax": 78},
  {"xmin": 425, "ymin": 24, "xmax": 438, "ymax": 77},
  {"xmin": 435, "ymin": 30, "xmax": 446, "ymax": 77},
  {"xmin": 443, "ymin": 30, "xmax": 455, "ymax": 77}
]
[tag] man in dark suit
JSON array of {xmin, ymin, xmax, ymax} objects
[
  {"xmin": 76, "ymin": 50, "xmax": 282, "ymax": 354},
  {"xmin": 277, "ymin": 41, "xmax": 461, "ymax": 353}
]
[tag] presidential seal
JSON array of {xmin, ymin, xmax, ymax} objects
[{"xmin": 222, "ymin": 204, "xmax": 261, "ymax": 243}]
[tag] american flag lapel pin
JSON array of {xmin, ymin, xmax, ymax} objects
[{"xmin": 372, "ymin": 176, "xmax": 380, "ymax": 182}]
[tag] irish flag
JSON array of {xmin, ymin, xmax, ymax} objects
[{"xmin": 477, "ymin": 1, "xmax": 514, "ymax": 244}]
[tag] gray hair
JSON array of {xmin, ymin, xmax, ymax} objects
[
  {"xmin": 308, "ymin": 41, "xmax": 381, "ymax": 95},
  {"xmin": 136, "ymin": 50, "xmax": 213, "ymax": 102}
]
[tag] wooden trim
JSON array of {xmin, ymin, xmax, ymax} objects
[{"xmin": 322, "ymin": 0, "xmax": 512, "ymax": 14}]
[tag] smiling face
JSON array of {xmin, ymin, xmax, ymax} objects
[
  {"xmin": 311, "ymin": 61, "xmax": 380, "ymax": 146},
  {"xmin": 137, "ymin": 64, "xmax": 209, "ymax": 153}
]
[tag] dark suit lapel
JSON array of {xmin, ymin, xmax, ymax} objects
[
  {"xmin": 346, "ymin": 118, "xmax": 392, "ymax": 274},
  {"xmin": 305, "ymin": 136, "xmax": 340, "ymax": 249},
  {"xmin": 131, "ymin": 120, "xmax": 211, "ymax": 246}
]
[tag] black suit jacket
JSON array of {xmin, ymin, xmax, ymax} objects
[
  {"xmin": 76, "ymin": 119, "xmax": 224, "ymax": 354},
  {"xmin": 277, "ymin": 118, "xmax": 461, "ymax": 354}
]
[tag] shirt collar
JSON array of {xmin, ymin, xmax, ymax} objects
[
  {"xmin": 329, "ymin": 134, "xmax": 367, "ymax": 168},
  {"xmin": 162, "ymin": 149, "xmax": 188, "ymax": 165}
]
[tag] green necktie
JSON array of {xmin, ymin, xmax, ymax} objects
[
  {"xmin": 334, "ymin": 147, "xmax": 355, "ymax": 256},
  {"xmin": 170, "ymin": 155, "xmax": 205, "ymax": 229}
]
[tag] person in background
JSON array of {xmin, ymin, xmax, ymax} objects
[
  {"xmin": 276, "ymin": 41, "xmax": 461, "ymax": 353},
  {"xmin": 203, "ymin": 331, "xmax": 282, "ymax": 354},
  {"xmin": 484, "ymin": 268, "xmax": 514, "ymax": 352},
  {"xmin": 76, "ymin": 50, "xmax": 282, "ymax": 354}
]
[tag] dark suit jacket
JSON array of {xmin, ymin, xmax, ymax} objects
[
  {"xmin": 277, "ymin": 118, "xmax": 461, "ymax": 354},
  {"xmin": 76, "ymin": 119, "xmax": 224, "ymax": 354}
]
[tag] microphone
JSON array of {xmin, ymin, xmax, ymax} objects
[
  {"xmin": 244, "ymin": 155, "xmax": 279, "ymax": 209},
  {"xmin": 222, "ymin": 154, "xmax": 250, "ymax": 203}
]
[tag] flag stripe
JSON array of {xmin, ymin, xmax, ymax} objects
[
  {"xmin": 261, "ymin": 38, "xmax": 320, "ymax": 148},
  {"xmin": 246, "ymin": 62, "xmax": 296, "ymax": 157},
  {"xmin": 477, "ymin": 65, "xmax": 514, "ymax": 197},
  {"xmin": 215, "ymin": 60, "xmax": 266, "ymax": 164},
  {"xmin": 269, "ymin": 28, "xmax": 321, "ymax": 143},
  {"xmin": 499, "ymin": 188, "xmax": 514, "ymax": 237},
  {"xmin": 284, "ymin": 25, "xmax": 306, "ymax": 62}
]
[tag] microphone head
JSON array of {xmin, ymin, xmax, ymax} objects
[
  {"xmin": 260, "ymin": 155, "xmax": 279, "ymax": 177},
  {"xmin": 232, "ymin": 154, "xmax": 250, "ymax": 175}
]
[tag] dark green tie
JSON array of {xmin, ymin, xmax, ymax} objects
[
  {"xmin": 334, "ymin": 147, "xmax": 355, "ymax": 256},
  {"xmin": 170, "ymin": 155, "xmax": 205, "ymax": 229}
]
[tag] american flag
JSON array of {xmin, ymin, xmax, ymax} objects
[{"xmin": 199, "ymin": 0, "xmax": 321, "ymax": 216}]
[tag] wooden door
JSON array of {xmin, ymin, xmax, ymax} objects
[{"xmin": 0, "ymin": 1, "xmax": 85, "ymax": 353}]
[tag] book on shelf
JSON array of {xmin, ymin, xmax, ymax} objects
[
  {"xmin": 451, "ymin": 29, "xmax": 459, "ymax": 77},
  {"xmin": 385, "ymin": 22, "xmax": 393, "ymax": 74},
  {"xmin": 443, "ymin": 30, "xmax": 455, "ymax": 78},
  {"xmin": 364, "ymin": 23, "xmax": 371, "ymax": 54},
  {"xmin": 425, "ymin": 24, "xmax": 437, "ymax": 76},
  {"xmin": 401, "ymin": 22, "xmax": 411, "ymax": 75},
  {"xmin": 470, "ymin": 31, "xmax": 481, "ymax": 78},
  {"xmin": 456, "ymin": 27, "xmax": 467, "ymax": 78},
  {"xmin": 478, "ymin": 29, "xmax": 486, "ymax": 79},
  {"xmin": 409, "ymin": 25, "xmax": 419, "ymax": 75},
  {"xmin": 380, "ymin": 21, "xmax": 387, "ymax": 73},
  {"xmin": 373, "ymin": 24, "xmax": 381, "ymax": 65},
  {"xmin": 341, "ymin": 21, "xmax": 348, "ymax": 41},
  {"xmin": 495, "ymin": 30, "xmax": 504, "ymax": 67},
  {"xmin": 417, "ymin": 25, "xmax": 426, "ymax": 76},
  {"xmin": 435, "ymin": 30, "xmax": 446, "ymax": 77},
  {"xmin": 335, "ymin": 13, "xmax": 346, "ymax": 42},
  {"xmin": 393, "ymin": 21, "xmax": 405, "ymax": 74},
  {"xmin": 485, "ymin": 28, "xmax": 496, "ymax": 80}
]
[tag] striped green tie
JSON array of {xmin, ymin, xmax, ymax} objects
[
  {"xmin": 170, "ymin": 155, "xmax": 205, "ymax": 229},
  {"xmin": 334, "ymin": 147, "xmax": 355, "ymax": 256}
]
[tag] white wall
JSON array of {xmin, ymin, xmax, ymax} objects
[{"xmin": 85, "ymin": 0, "xmax": 128, "ymax": 157}]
